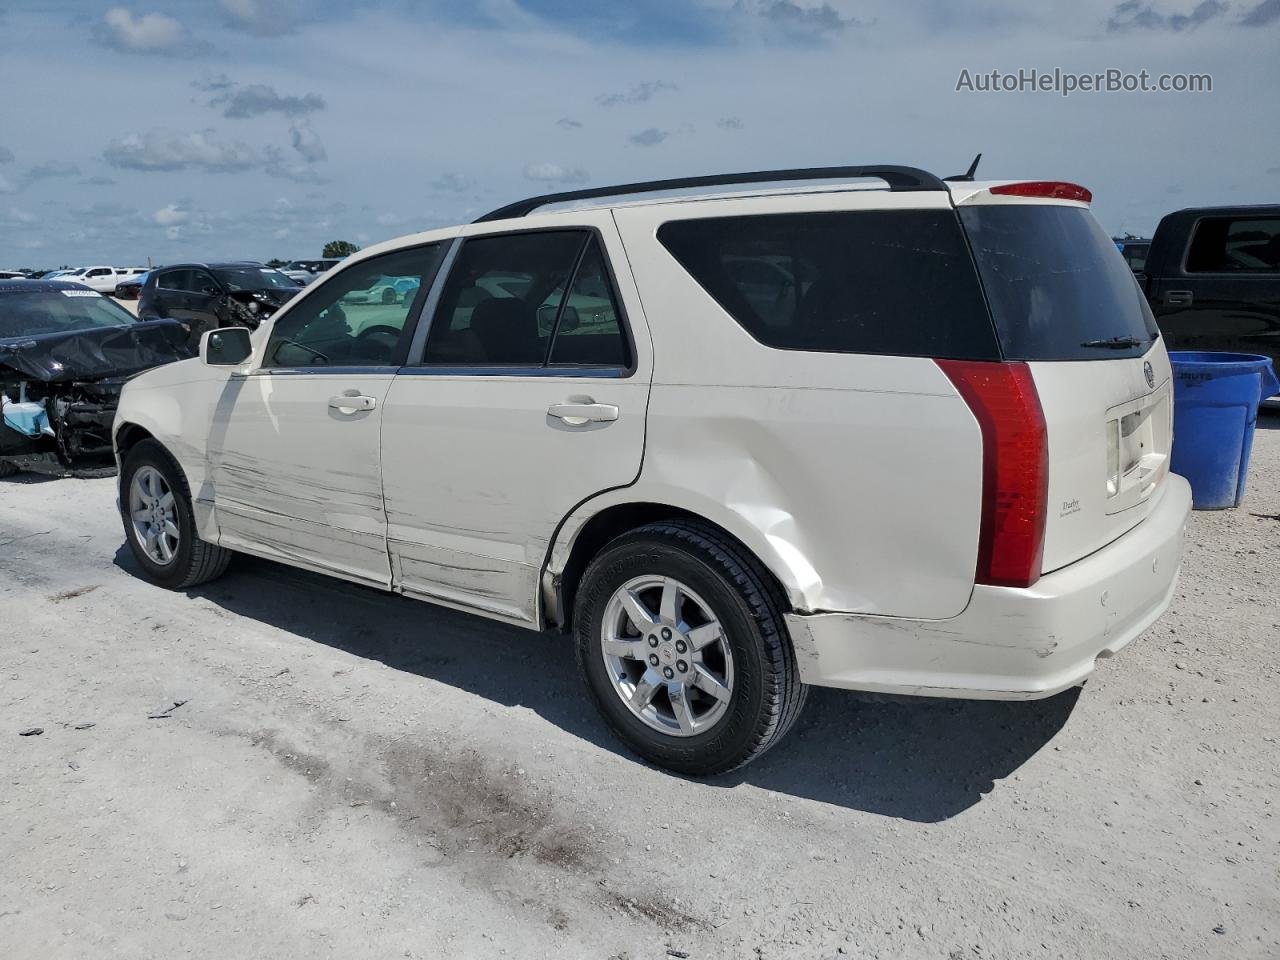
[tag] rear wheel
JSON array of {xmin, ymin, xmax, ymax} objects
[
  {"xmin": 120, "ymin": 440, "xmax": 232, "ymax": 589},
  {"xmin": 574, "ymin": 520, "xmax": 807, "ymax": 775}
]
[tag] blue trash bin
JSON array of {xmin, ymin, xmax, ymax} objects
[{"xmin": 1168, "ymin": 351, "xmax": 1280, "ymax": 509}]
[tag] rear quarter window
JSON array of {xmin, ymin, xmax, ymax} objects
[{"xmin": 656, "ymin": 210, "xmax": 1000, "ymax": 360}]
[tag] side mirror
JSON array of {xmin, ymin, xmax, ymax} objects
[
  {"xmin": 557, "ymin": 305, "xmax": 581, "ymax": 332},
  {"xmin": 201, "ymin": 327, "xmax": 253, "ymax": 366}
]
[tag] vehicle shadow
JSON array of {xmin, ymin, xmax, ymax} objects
[{"xmin": 113, "ymin": 547, "xmax": 1078, "ymax": 823}]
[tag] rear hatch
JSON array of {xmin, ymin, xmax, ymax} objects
[{"xmin": 956, "ymin": 193, "xmax": 1172, "ymax": 574}]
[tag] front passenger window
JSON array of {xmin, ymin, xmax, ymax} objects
[{"xmin": 264, "ymin": 244, "xmax": 444, "ymax": 368}]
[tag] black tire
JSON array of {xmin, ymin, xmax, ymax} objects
[
  {"xmin": 574, "ymin": 520, "xmax": 807, "ymax": 775},
  {"xmin": 0, "ymin": 460, "xmax": 18, "ymax": 478},
  {"xmin": 119, "ymin": 439, "xmax": 232, "ymax": 589}
]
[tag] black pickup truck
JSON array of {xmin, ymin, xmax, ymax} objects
[{"xmin": 1143, "ymin": 205, "xmax": 1279, "ymax": 403}]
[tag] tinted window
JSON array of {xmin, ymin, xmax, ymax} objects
[
  {"xmin": 0, "ymin": 288, "xmax": 138, "ymax": 338},
  {"xmin": 190, "ymin": 270, "xmax": 219, "ymax": 295},
  {"xmin": 157, "ymin": 269, "xmax": 193, "ymax": 292},
  {"xmin": 1119, "ymin": 242, "xmax": 1149, "ymax": 273},
  {"xmin": 959, "ymin": 205, "xmax": 1160, "ymax": 361},
  {"xmin": 548, "ymin": 238, "xmax": 630, "ymax": 367},
  {"xmin": 657, "ymin": 210, "xmax": 999, "ymax": 359},
  {"xmin": 214, "ymin": 266, "xmax": 298, "ymax": 291},
  {"xmin": 422, "ymin": 231, "xmax": 586, "ymax": 365},
  {"xmin": 264, "ymin": 244, "xmax": 444, "ymax": 368},
  {"xmin": 1186, "ymin": 217, "xmax": 1280, "ymax": 274}
]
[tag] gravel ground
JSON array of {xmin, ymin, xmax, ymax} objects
[{"xmin": 2, "ymin": 416, "xmax": 1278, "ymax": 960}]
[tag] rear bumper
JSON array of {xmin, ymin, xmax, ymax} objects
[{"xmin": 785, "ymin": 473, "xmax": 1192, "ymax": 700}]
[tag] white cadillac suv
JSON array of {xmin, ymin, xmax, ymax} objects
[{"xmin": 112, "ymin": 165, "xmax": 1192, "ymax": 774}]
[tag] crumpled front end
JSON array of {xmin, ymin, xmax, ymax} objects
[
  {"xmin": 2, "ymin": 376, "xmax": 127, "ymax": 476},
  {"xmin": 1, "ymin": 319, "xmax": 190, "ymax": 477}
]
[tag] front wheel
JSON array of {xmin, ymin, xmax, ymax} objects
[
  {"xmin": 574, "ymin": 520, "xmax": 807, "ymax": 775},
  {"xmin": 120, "ymin": 440, "xmax": 232, "ymax": 589}
]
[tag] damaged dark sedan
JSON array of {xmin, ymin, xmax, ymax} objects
[
  {"xmin": 139, "ymin": 262, "xmax": 301, "ymax": 350},
  {"xmin": 1, "ymin": 280, "xmax": 191, "ymax": 477}
]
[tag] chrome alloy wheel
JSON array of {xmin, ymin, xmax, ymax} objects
[
  {"xmin": 600, "ymin": 575, "xmax": 735, "ymax": 737},
  {"xmin": 128, "ymin": 465, "xmax": 180, "ymax": 566}
]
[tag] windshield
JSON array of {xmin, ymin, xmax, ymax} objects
[
  {"xmin": 212, "ymin": 267, "xmax": 298, "ymax": 291},
  {"xmin": 0, "ymin": 288, "xmax": 139, "ymax": 339},
  {"xmin": 958, "ymin": 204, "xmax": 1160, "ymax": 361}
]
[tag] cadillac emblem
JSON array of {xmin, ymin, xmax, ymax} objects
[{"xmin": 1144, "ymin": 360, "xmax": 1155, "ymax": 389}]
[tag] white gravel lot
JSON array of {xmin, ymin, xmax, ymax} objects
[{"xmin": 1, "ymin": 416, "xmax": 1278, "ymax": 960}]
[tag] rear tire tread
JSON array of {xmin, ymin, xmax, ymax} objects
[{"xmin": 576, "ymin": 518, "xmax": 807, "ymax": 775}]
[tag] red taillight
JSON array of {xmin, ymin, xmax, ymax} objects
[
  {"xmin": 937, "ymin": 360, "xmax": 1048, "ymax": 589},
  {"xmin": 989, "ymin": 181, "xmax": 1092, "ymax": 203}
]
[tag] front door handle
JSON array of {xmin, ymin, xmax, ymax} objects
[
  {"xmin": 548, "ymin": 401, "xmax": 619, "ymax": 426},
  {"xmin": 1165, "ymin": 289, "xmax": 1193, "ymax": 307},
  {"xmin": 329, "ymin": 393, "xmax": 377, "ymax": 414}
]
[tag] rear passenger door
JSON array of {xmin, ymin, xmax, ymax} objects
[
  {"xmin": 151, "ymin": 269, "xmax": 193, "ymax": 321},
  {"xmin": 379, "ymin": 216, "xmax": 652, "ymax": 625}
]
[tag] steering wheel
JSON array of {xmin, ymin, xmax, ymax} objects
[{"xmin": 354, "ymin": 324, "xmax": 402, "ymax": 360}]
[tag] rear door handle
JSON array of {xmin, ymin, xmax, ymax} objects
[
  {"xmin": 1165, "ymin": 290, "xmax": 1193, "ymax": 307},
  {"xmin": 328, "ymin": 394, "xmax": 377, "ymax": 414},
  {"xmin": 548, "ymin": 402, "xmax": 619, "ymax": 425}
]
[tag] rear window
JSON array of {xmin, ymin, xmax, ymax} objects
[
  {"xmin": 959, "ymin": 204, "xmax": 1159, "ymax": 360},
  {"xmin": 657, "ymin": 210, "xmax": 1000, "ymax": 360}
]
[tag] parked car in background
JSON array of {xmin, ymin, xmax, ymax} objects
[
  {"xmin": 115, "ymin": 271, "xmax": 149, "ymax": 299},
  {"xmin": 1, "ymin": 280, "xmax": 190, "ymax": 477},
  {"xmin": 1114, "ymin": 238, "xmax": 1151, "ymax": 274},
  {"xmin": 138, "ymin": 262, "xmax": 302, "ymax": 349},
  {"xmin": 0, "ymin": 270, "xmax": 26, "ymax": 281},
  {"xmin": 281, "ymin": 258, "xmax": 343, "ymax": 284},
  {"xmin": 75, "ymin": 266, "xmax": 125, "ymax": 293},
  {"xmin": 112, "ymin": 166, "xmax": 1190, "ymax": 775},
  {"xmin": 1143, "ymin": 204, "xmax": 1280, "ymax": 405}
]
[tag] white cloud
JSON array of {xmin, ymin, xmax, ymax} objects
[
  {"xmin": 6, "ymin": 207, "xmax": 38, "ymax": 225},
  {"xmin": 212, "ymin": 83, "xmax": 326, "ymax": 118},
  {"xmin": 103, "ymin": 130, "xmax": 260, "ymax": 172},
  {"xmin": 597, "ymin": 80, "xmax": 677, "ymax": 107},
  {"xmin": 152, "ymin": 203, "xmax": 189, "ymax": 226},
  {"xmin": 629, "ymin": 127, "xmax": 670, "ymax": 147},
  {"xmin": 289, "ymin": 120, "xmax": 327, "ymax": 163},
  {"xmin": 220, "ymin": 0, "xmax": 296, "ymax": 36},
  {"xmin": 523, "ymin": 162, "xmax": 590, "ymax": 185},
  {"xmin": 98, "ymin": 7, "xmax": 188, "ymax": 54}
]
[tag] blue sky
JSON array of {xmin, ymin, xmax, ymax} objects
[{"xmin": 0, "ymin": 0, "xmax": 1277, "ymax": 267}]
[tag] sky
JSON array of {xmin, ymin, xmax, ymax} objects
[{"xmin": 0, "ymin": 0, "xmax": 1277, "ymax": 268}]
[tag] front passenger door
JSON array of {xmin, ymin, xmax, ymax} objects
[{"xmin": 207, "ymin": 243, "xmax": 448, "ymax": 587}]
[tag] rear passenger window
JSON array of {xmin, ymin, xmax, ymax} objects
[
  {"xmin": 1186, "ymin": 217, "xmax": 1280, "ymax": 274},
  {"xmin": 422, "ymin": 231, "xmax": 630, "ymax": 369},
  {"xmin": 158, "ymin": 269, "xmax": 192, "ymax": 291},
  {"xmin": 657, "ymin": 210, "xmax": 999, "ymax": 359}
]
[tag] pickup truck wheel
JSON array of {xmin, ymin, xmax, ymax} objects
[
  {"xmin": 120, "ymin": 439, "xmax": 232, "ymax": 590},
  {"xmin": 574, "ymin": 520, "xmax": 807, "ymax": 775}
]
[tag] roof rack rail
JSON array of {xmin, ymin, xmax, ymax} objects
[{"xmin": 473, "ymin": 164, "xmax": 946, "ymax": 222}]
